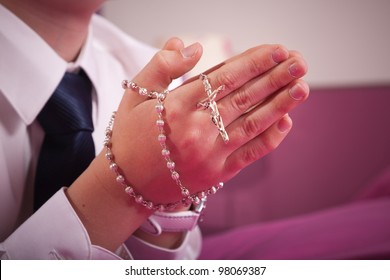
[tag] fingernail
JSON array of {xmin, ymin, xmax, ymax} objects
[
  {"xmin": 272, "ymin": 47, "xmax": 289, "ymax": 63},
  {"xmin": 278, "ymin": 114, "xmax": 292, "ymax": 133},
  {"xmin": 180, "ymin": 42, "xmax": 200, "ymax": 58},
  {"xmin": 288, "ymin": 63, "xmax": 302, "ymax": 77},
  {"xmin": 289, "ymin": 82, "xmax": 308, "ymax": 101}
]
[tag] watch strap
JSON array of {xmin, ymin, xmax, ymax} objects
[
  {"xmin": 140, "ymin": 197, "xmax": 207, "ymax": 235},
  {"xmin": 140, "ymin": 211, "xmax": 200, "ymax": 235}
]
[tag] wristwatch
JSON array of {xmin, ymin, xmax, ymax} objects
[{"xmin": 140, "ymin": 197, "xmax": 207, "ymax": 235}]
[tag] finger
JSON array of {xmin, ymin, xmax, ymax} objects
[
  {"xmin": 224, "ymin": 114, "xmax": 293, "ymax": 175},
  {"xmin": 208, "ymin": 44, "xmax": 290, "ymax": 97},
  {"xmin": 162, "ymin": 37, "xmax": 185, "ymax": 51},
  {"xmin": 220, "ymin": 52, "xmax": 308, "ymax": 125},
  {"xmin": 224, "ymin": 79, "xmax": 309, "ymax": 149},
  {"xmin": 179, "ymin": 44, "xmax": 290, "ymax": 108},
  {"xmin": 123, "ymin": 38, "xmax": 203, "ymax": 107}
]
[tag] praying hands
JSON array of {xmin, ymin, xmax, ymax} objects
[{"xmin": 67, "ymin": 37, "xmax": 309, "ymax": 251}]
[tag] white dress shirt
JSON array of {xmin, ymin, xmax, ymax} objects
[{"xmin": 0, "ymin": 4, "xmax": 201, "ymax": 259}]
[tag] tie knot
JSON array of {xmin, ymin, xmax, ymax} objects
[{"xmin": 38, "ymin": 70, "xmax": 94, "ymax": 134}]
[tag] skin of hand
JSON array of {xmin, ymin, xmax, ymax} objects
[{"xmin": 68, "ymin": 37, "xmax": 309, "ymax": 251}]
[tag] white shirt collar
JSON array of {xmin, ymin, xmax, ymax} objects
[
  {"xmin": 0, "ymin": 4, "xmax": 67, "ymax": 125},
  {"xmin": 0, "ymin": 4, "xmax": 93, "ymax": 125},
  {"xmin": 1, "ymin": 4, "xmax": 160, "ymax": 128}
]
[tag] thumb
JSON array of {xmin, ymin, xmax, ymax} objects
[{"xmin": 125, "ymin": 38, "xmax": 203, "ymax": 106}]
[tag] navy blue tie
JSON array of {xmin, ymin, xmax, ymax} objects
[{"xmin": 34, "ymin": 70, "xmax": 95, "ymax": 210}]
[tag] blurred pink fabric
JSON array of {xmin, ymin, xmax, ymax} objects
[
  {"xmin": 200, "ymin": 197, "xmax": 390, "ymax": 259},
  {"xmin": 199, "ymin": 86, "xmax": 390, "ymax": 259}
]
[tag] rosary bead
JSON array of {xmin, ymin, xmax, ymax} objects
[
  {"xmin": 135, "ymin": 195, "xmax": 144, "ymax": 203},
  {"xmin": 138, "ymin": 87, "xmax": 148, "ymax": 96},
  {"xmin": 105, "ymin": 151, "xmax": 113, "ymax": 160},
  {"xmin": 156, "ymin": 119, "xmax": 164, "ymax": 127},
  {"xmin": 158, "ymin": 134, "xmax": 166, "ymax": 143},
  {"xmin": 116, "ymin": 175, "xmax": 125, "ymax": 184},
  {"xmin": 105, "ymin": 129, "xmax": 112, "ymax": 137},
  {"xmin": 171, "ymin": 171, "xmax": 180, "ymax": 180},
  {"xmin": 155, "ymin": 103, "xmax": 164, "ymax": 113},
  {"xmin": 209, "ymin": 186, "xmax": 217, "ymax": 194},
  {"xmin": 167, "ymin": 161, "xmax": 175, "ymax": 170},
  {"xmin": 103, "ymin": 139, "xmax": 111, "ymax": 148},
  {"xmin": 121, "ymin": 80, "xmax": 129, "ymax": 89},
  {"xmin": 181, "ymin": 188, "xmax": 190, "ymax": 197},
  {"xmin": 109, "ymin": 163, "xmax": 118, "ymax": 172},
  {"xmin": 125, "ymin": 186, "xmax": 134, "ymax": 195},
  {"xmin": 162, "ymin": 149, "xmax": 170, "ymax": 157},
  {"xmin": 192, "ymin": 196, "xmax": 201, "ymax": 205}
]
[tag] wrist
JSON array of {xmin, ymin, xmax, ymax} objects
[{"xmin": 66, "ymin": 151, "xmax": 153, "ymax": 251}]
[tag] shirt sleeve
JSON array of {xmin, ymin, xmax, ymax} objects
[{"xmin": 0, "ymin": 188, "xmax": 202, "ymax": 260}]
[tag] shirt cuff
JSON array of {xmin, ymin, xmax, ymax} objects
[
  {"xmin": 125, "ymin": 226, "xmax": 202, "ymax": 260},
  {"xmin": 1, "ymin": 187, "xmax": 202, "ymax": 260},
  {"xmin": 1, "ymin": 188, "xmax": 128, "ymax": 259}
]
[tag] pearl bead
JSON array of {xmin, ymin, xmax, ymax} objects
[
  {"xmin": 158, "ymin": 134, "xmax": 166, "ymax": 143},
  {"xmin": 181, "ymin": 188, "xmax": 190, "ymax": 197},
  {"xmin": 103, "ymin": 140, "xmax": 111, "ymax": 148},
  {"xmin": 167, "ymin": 161, "xmax": 175, "ymax": 170},
  {"xmin": 162, "ymin": 149, "xmax": 170, "ymax": 157},
  {"xmin": 193, "ymin": 196, "xmax": 201, "ymax": 205},
  {"xmin": 109, "ymin": 163, "xmax": 118, "ymax": 172},
  {"xmin": 125, "ymin": 186, "xmax": 134, "ymax": 195},
  {"xmin": 116, "ymin": 175, "xmax": 124, "ymax": 183},
  {"xmin": 105, "ymin": 151, "xmax": 113, "ymax": 160},
  {"xmin": 156, "ymin": 119, "xmax": 164, "ymax": 127},
  {"xmin": 155, "ymin": 103, "xmax": 164, "ymax": 113},
  {"xmin": 105, "ymin": 129, "xmax": 112, "ymax": 136},
  {"xmin": 157, "ymin": 93, "xmax": 165, "ymax": 100},
  {"xmin": 171, "ymin": 171, "xmax": 180, "ymax": 180},
  {"xmin": 139, "ymin": 87, "xmax": 148, "ymax": 96},
  {"xmin": 135, "ymin": 195, "xmax": 144, "ymax": 203}
]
